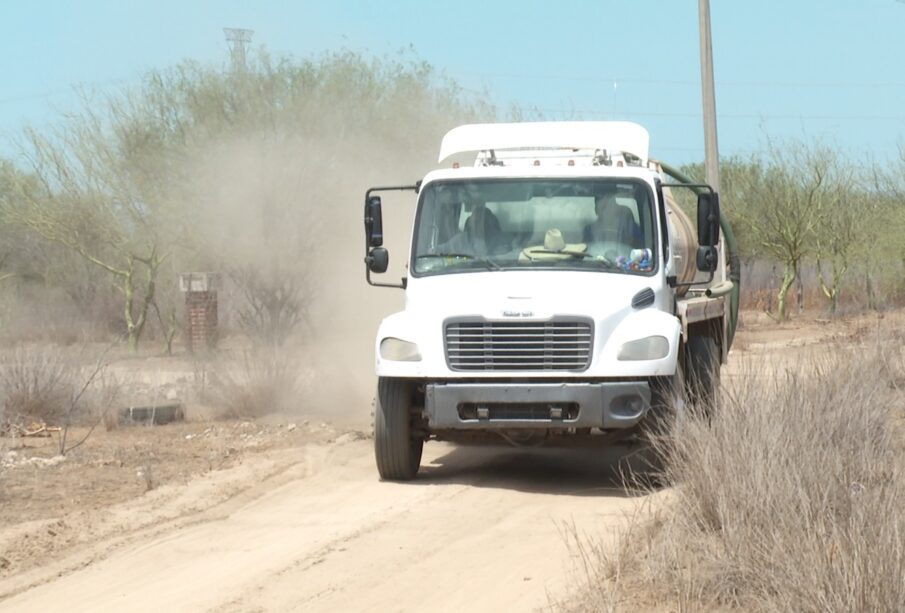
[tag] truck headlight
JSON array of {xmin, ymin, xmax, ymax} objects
[
  {"xmin": 617, "ymin": 335, "xmax": 669, "ymax": 361},
  {"xmin": 380, "ymin": 337, "xmax": 422, "ymax": 362}
]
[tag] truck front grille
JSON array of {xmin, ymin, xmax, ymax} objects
[
  {"xmin": 444, "ymin": 318, "xmax": 593, "ymax": 372},
  {"xmin": 457, "ymin": 402, "xmax": 580, "ymax": 421}
]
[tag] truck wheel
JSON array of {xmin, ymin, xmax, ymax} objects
[
  {"xmin": 686, "ymin": 335, "xmax": 720, "ymax": 415},
  {"xmin": 647, "ymin": 361, "xmax": 685, "ymax": 437},
  {"xmin": 374, "ymin": 377, "xmax": 423, "ymax": 481}
]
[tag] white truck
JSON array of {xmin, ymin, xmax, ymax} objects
[{"xmin": 363, "ymin": 122, "xmax": 738, "ymax": 480}]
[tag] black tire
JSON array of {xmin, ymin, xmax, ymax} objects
[
  {"xmin": 686, "ymin": 335, "xmax": 720, "ymax": 415},
  {"xmin": 644, "ymin": 357, "xmax": 685, "ymax": 440},
  {"xmin": 374, "ymin": 378, "xmax": 423, "ymax": 481},
  {"xmin": 649, "ymin": 373, "xmax": 682, "ymax": 423},
  {"xmin": 637, "ymin": 358, "xmax": 689, "ymax": 486}
]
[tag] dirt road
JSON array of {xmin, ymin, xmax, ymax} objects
[
  {"xmin": 2, "ymin": 310, "xmax": 863, "ymax": 612},
  {"xmin": 0, "ymin": 438, "xmax": 651, "ymax": 612}
]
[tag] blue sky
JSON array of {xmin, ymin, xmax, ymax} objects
[{"xmin": 2, "ymin": 0, "xmax": 905, "ymax": 165}]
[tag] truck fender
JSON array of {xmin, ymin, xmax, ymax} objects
[
  {"xmin": 374, "ymin": 311, "xmax": 428, "ymax": 378},
  {"xmin": 601, "ymin": 309, "xmax": 682, "ymax": 377}
]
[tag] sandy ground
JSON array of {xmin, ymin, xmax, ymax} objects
[
  {"xmin": 0, "ymin": 309, "xmax": 900, "ymax": 612},
  {"xmin": 0, "ymin": 439, "xmax": 652, "ymax": 612}
]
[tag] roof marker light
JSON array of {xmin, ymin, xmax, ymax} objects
[
  {"xmin": 533, "ymin": 160, "xmax": 540, "ymax": 166},
  {"xmin": 568, "ymin": 159, "xmax": 575, "ymax": 166},
  {"xmin": 452, "ymin": 162, "xmax": 460, "ymax": 169}
]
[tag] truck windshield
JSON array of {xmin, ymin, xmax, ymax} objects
[{"xmin": 412, "ymin": 179, "xmax": 657, "ymax": 276}]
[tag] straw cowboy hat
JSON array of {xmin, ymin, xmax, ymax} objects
[{"xmin": 520, "ymin": 228, "xmax": 588, "ymax": 262}]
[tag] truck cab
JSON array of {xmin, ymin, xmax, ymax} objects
[{"xmin": 363, "ymin": 122, "xmax": 733, "ymax": 480}]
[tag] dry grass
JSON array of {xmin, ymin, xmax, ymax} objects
[
  {"xmin": 561, "ymin": 348, "xmax": 905, "ymax": 612},
  {"xmin": 0, "ymin": 346, "xmax": 120, "ymax": 457}
]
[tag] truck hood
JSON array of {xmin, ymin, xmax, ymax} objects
[
  {"xmin": 406, "ymin": 270, "xmax": 660, "ymax": 320},
  {"xmin": 377, "ymin": 270, "xmax": 680, "ymax": 378}
]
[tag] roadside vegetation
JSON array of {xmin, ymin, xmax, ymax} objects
[
  {"xmin": 679, "ymin": 145, "xmax": 905, "ymax": 319},
  {"xmin": 0, "ymin": 49, "xmax": 490, "ymax": 442},
  {"xmin": 0, "ymin": 346, "xmax": 119, "ymax": 455},
  {"xmin": 0, "ymin": 49, "xmax": 489, "ymax": 353},
  {"xmin": 561, "ymin": 341, "xmax": 905, "ymax": 612}
]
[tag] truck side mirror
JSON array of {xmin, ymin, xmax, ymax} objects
[
  {"xmin": 366, "ymin": 247, "xmax": 389, "ymax": 274},
  {"xmin": 365, "ymin": 196, "xmax": 384, "ymax": 248},
  {"xmin": 696, "ymin": 191, "xmax": 720, "ymax": 248},
  {"xmin": 696, "ymin": 246, "xmax": 718, "ymax": 272}
]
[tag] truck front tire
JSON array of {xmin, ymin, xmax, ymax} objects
[
  {"xmin": 686, "ymin": 335, "xmax": 720, "ymax": 414},
  {"xmin": 374, "ymin": 377, "xmax": 423, "ymax": 481}
]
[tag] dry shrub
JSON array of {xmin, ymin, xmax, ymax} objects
[
  {"xmin": 564, "ymin": 349, "xmax": 905, "ymax": 612},
  {"xmin": 0, "ymin": 347, "xmax": 73, "ymax": 425},
  {"xmin": 0, "ymin": 346, "xmax": 119, "ymax": 455},
  {"xmin": 209, "ymin": 349, "xmax": 306, "ymax": 419}
]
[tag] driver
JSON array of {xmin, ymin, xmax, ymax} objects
[
  {"xmin": 582, "ymin": 188, "xmax": 643, "ymax": 247},
  {"xmin": 463, "ymin": 202, "xmax": 504, "ymax": 255},
  {"xmin": 434, "ymin": 202, "xmax": 506, "ymax": 256}
]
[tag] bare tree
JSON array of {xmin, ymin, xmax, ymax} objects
[
  {"xmin": 231, "ymin": 265, "xmax": 311, "ymax": 346},
  {"xmin": 57, "ymin": 350, "xmax": 119, "ymax": 456},
  {"xmin": 813, "ymin": 172, "xmax": 865, "ymax": 316},
  {"xmin": 735, "ymin": 143, "xmax": 834, "ymax": 320},
  {"xmin": 3, "ymin": 102, "xmax": 180, "ymax": 351},
  {"xmin": 867, "ymin": 150, "xmax": 905, "ymax": 307}
]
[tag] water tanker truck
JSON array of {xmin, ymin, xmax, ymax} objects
[{"xmin": 362, "ymin": 122, "xmax": 739, "ymax": 480}]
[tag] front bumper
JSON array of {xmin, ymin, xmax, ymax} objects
[{"xmin": 425, "ymin": 381, "xmax": 650, "ymax": 430}]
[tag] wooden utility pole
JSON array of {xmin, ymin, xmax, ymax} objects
[{"xmin": 698, "ymin": 0, "xmax": 721, "ymax": 193}]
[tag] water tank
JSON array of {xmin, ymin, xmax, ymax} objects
[{"xmin": 663, "ymin": 190, "xmax": 698, "ymax": 297}]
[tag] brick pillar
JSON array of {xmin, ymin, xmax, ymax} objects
[{"xmin": 185, "ymin": 290, "xmax": 218, "ymax": 352}]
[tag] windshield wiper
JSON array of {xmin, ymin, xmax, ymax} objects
[{"xmin": 417, "ymin": 253, "xmax": 502, "ymax": 271}]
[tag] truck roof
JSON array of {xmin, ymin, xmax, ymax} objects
[
  {"xmin": 421, "ymin": 164, "xmax": 660, "ymax": 186},
  {"xmin": 438, "ymin": 121, "xmax": 650, "ymax": 165}
]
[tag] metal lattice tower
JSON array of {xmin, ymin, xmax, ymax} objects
[{"xmin": 223, "ymin": 28, "xmax": 254, "ymax": 71}]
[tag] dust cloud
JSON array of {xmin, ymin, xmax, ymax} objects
[{"xmin": 182, "ymin": 120, "xmax": 461, "ymax": 425}]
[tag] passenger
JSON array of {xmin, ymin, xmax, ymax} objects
[{"xmin": 582, "ymin": 189, "xmax": 643, "ymax": 247}]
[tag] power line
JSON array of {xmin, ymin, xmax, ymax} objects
[
  {"xmin": 0, "ymin": 88, "xmax": 78, "ymax": 105},
  {"xmin": 465, "ymin": 72, "xmax": 696, "ymax": 86},
  {"xmin": 464, "ymin": 71, "xmax": 905, "ymax": 90},
  {"xmin": 0, "ymin": 77, "xmax": 136, "ymax": 107},
  {"xmin": 531, "ymin": 108, "xmax": 905, "ymax": 122}
]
